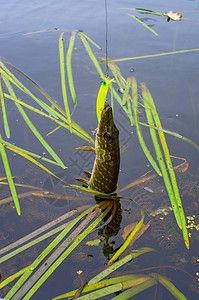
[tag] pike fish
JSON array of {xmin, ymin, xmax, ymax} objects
[{"xmin": 76, "ymin": 104, "xmax": 120, "ymax": 194}]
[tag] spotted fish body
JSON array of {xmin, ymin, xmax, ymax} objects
[{"xmin": 76, "ymin": 104, "xmax": 120, "ymax": 194}]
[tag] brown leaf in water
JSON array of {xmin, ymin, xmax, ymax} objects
[
  {"xmin": 163, "ymin": 11, "xmax": 182, "ymax": 21},
  {"xmin": 174, "ymin": 159, "xmax": 189, "ymax": 173},
  {"xmin": 122, "ymin": 222, "xmax": 150, "ymax": 247}
]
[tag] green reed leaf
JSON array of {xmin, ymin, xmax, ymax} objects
[
  {"xmin": 77, "ymin": 31, "xmax": 102, "ymax": 50},
  {"xmin": 142, "ymin": 83, "xmax": 182, "ymax": 229},
  {"xmin": 5, "ymin": 203, "xmax": 104, "ymax": 299},
  {"xmin": 127, "ymin": 13, "xmax": 158, "ymax": 36},
  {"xmin": 100, "ymin": 48, "xmax": 199, "ymax": 63},
  {"xmin": 134, "ymin": 8, "xmax": 163, "ymax": 16},
  {"xmin": 88, "ymin": 247, "xmax": 154, "ymax": 285},
  {"xmin": 5, "ymin": 145, "xmax": 66, "ymax": 181},
  {"xmin": 77, "ymin": 283, "xmax": 123, "ymax": 300},
  {"xmin": 143, "ymin": 85, "xmax": 189, "ymax": 249},
  {"xmin": 108, "ymin": 63, "xmax": 126, "ymax": 90},
  {"xmin": 0, "ymin": 223, "xmax": 69, "ymax": 263},
  {"xmin": 66, "ymin": 31, "xmax": 77, "ymax": 111},
  {"xmin": 52, "ymin": 275, "xmax": 151, "ymax": 299},
  {"xmin": 78, "ymin": 32, "xmax": 105, "ymax": 78},
  {"xmin": 0, "ymin": 132, "xmax": 20, "ymax": 215},
  {"xmin": 4, "ymin": 93, "xmax": 95, "ymax": 144},
  {"xmin": 0, "ymin": 63, "xmax": 58, "ymax": 119},
  {"xmin": 122, "ymin": 77, "xmax": 131, "ymax": 106},
  {"xmin": 4, "ymin": 92, "xmax": 94, "ymax": 144},
  {"xmin": 8, "ymin": 62, "xmax": 68, "ymax": 116},
  {"xmin": 112, "ymin": 278, "xmax": 157, "ymax": 300},
  {"xmin": 151, "ymin": 273, "xmax": 187, "ymax": 300},
  {"xmin": 2, "ymin": 77, "xmax": 66, "ymax": 169},
  {"xmin": 0, "ymin": 137, "xmax": 64, "ymax": 167},
  {"xmin": 0, "ymin": 76, "xmax": 10, "ymax": 138},
  {"xmin": 19, "ymin": 204, "xmax": 112, "ymax": 300},
  {"xmin": 132, "ymin": 78, "xmax": 162, "ymax": 176},
  {"xmin": 59, "ymin": 32, "xmax": 72, "ymax": 132},
  {"xmin": 0, "ymin": 267, "xmax": 29, "ymax": 289},
  {"xmin": 139, "ymin": 122, "xmax": 199, "ymax": 150},
  {"xmin": 108, "ymin": 208, "xmax": 145, "ymax": 265}
]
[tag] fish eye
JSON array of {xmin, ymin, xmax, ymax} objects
[
  {"xmin": 102, "ymin": 80, "xmax": 106, "ymax": 86},
  {"xmin": 104, "ymin": 132, "xmax": 112, "ymax": 141}
]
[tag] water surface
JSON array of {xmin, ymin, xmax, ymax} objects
[{"xmin": 0, "ymin": 0, "xmax": 199, "ymax": 299}]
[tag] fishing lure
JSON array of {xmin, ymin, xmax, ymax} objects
[{"xmin": 96, "ymin": 77, "xmax": 111, "ymax": 121}]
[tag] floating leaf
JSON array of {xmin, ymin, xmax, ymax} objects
[
  {"xmin": 173, "ymin": 158, "xmax": 189, "ymax": 173},
  {"xmin": 163, "ymin": 11, "xmax": 182, "ymax": 21},
  {"xmin": 85, "ymin": 239, "xmax": 101, "ymax": 247},
  {"xmin": 122, "ymin": 222, "xmax": 150, "ymax": 247}
]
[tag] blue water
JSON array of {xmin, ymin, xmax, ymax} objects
[{"xmin": 0, "ymin": 0, "xmax": 199, "ymax": 299}]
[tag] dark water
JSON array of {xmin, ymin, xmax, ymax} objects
[{"xmin": 0, "ymin": 0, "xmax": 199, "ymax": 299}]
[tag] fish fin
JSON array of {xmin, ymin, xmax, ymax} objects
[
  {"xmin": 76, "ymin": 146, "xmax": 95, "ymax": 152},
  {"xmin": 83, "ymin": 171, "xmax": 92, "ymax": 179},
  {"xmin": 75, "ymin": 177, "xmax": 89, "ymax": 186}
]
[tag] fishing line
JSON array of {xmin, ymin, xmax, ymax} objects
[{"xmin": 105, "ymin": 0, "xmax": 109, "ymax": 77}]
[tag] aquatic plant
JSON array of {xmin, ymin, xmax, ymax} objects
[
  {"xmin": 52, "ymin": 248, "xmax": 187, "ymax": 300},
  {"xmin": 0, "ymin": 25, "xmax": 197, "ymax": 299}
]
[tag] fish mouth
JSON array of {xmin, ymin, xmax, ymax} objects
[{"xmin": 98, "ymin": 104, "xmax": 113, "ymax": 133}]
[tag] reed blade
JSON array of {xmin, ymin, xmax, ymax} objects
[
  {"xmin": 88, "ymin": 247, "xmax": 154, "ymax": 285},
  {"xmin": 14, "ymin": 203, "xmax": 112, "ymax": 300},
  {"xmin": 0, "ymin": 76, "xmax": 10, "ymax": 138},
  {"xmin": 66, "ymin": 31, "xmax": 77, "ymax": 111},
  {"xmin": 100, "ymin": 48, "xmax": 199, "ymax": 63},
  {"xmin": 151, "ymin": 273, "xmax": 187, "ymax": 300},
  {"xmin": 108, "ymin": 209, "xmax": 145, "ymax": 265},
  {"xmin": 59, "ymin": 32, "xmax": 72, "ymax": 132},
  {"xmin": 139, "ymin": 122, "xmax": 199, "ymax": 150},
  {"xmin": 122, "ymin": 77, "xmax": 131, "ymax": 105},
  {"xmin": 142, "ymin": 84, "xmax": 189, "ymax": 248},
  {"xmin": 51, "ymin": 275, "xmax": 151, "ymax": 299},
  {"xmin": 2, "ymin": 76, "xmax": 66, "ymax": 168},
  {"xmin": 127, "ymin": 13, "xmax": 158, "ymax": 36},
  {"xmin": 78, "ymin": 32, "xmax": 105, "ymax": 78},
  {"xmin": 78, "ymin": 31, "xmax": 102, "ymax": 49},
  {"xmin": 132, "ymin": 79, "xmax": 162, "ymax": 176},
  {"xmin": 112, "ymin": 278, "xmax": 157, "ymax": 300},
  {"xmin": 5, "ymin": 203, "xmax": 104, "ymax": 299},
  {"xmin": 0, "ymin": 132, "xmax": 20, "ymax": 215},
  {"xmin": 0, "ymin": 137, "xmax": 63, "ymax": 166},
  {"xmin": 4, "ymin": 92, "xmax": 94, "ymax": 144},
  {"xmin": 0, "ymin": 63, "xmax": 58, "ymax": 118},
  {"xmin": 6, "ymin": 145, "xmax": 66, "ymax": 181}
]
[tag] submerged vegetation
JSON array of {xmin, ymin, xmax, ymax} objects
[{"xmin": 0, "ymin": 8, "xmax": 199, "ymax": 299}]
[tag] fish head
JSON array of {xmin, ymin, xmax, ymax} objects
[{"xmin": 96, "ymin": 104, "xmax": 119, "ymax": 159}]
